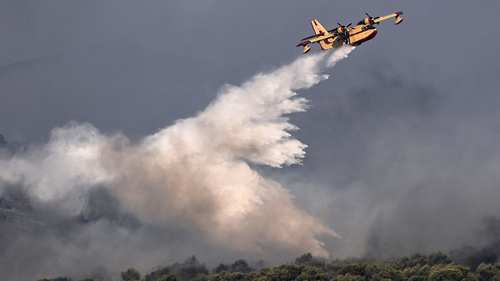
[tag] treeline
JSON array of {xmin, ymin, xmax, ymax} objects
[{"xmin": 38, "ymin": 253, "xmax": 500, "ymax": 281}]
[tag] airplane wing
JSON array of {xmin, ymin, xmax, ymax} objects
[
  {"xmin": 300, "ymin": 29, "xmax": 339, "ymax": 42},
  {"xmin": 296, "ymin": 34, "xmax": 342, "ymax": 53},
  {"xmin": 373, "ymin": 11, "xmax": 404, "ymax": 25},
  {"xmin": 300, "ymin": 33, "xmax": 322, "ymax": 42}
]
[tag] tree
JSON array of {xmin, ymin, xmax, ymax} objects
[
  {"xmin": 295, "ymin": 253, "xmax": 314, "ymax": 265},
  {"xmin": 172, "ymin": 256, "xmax": 209, "ymax": 280},
  {"xmin": 335, "ymin": 274, "xmax": 366, "ymax": 281},
  {"xmin": 477, "ymin": 263, "xmax": 500, "ymax": 281},
  {"xmin": 428, "ymin": 253, "xmax": 453, "ymax": 265},
  {"xmin": 257, "ymin": 265, "xmax": 302, "ymax": 281},
  {"xmin": 338, "ymin": 263, "xmax": 367, "ymax": 276},
  {"xmin": 407, "ymin": 276, "xmax": 426, "ymax": 281},
  {"xmin": 209, "ymin": 272, "xmax": 247, "ymax": 281},
  {"xmin": 230, "ymin": 260, "xmax": 253, "ymax": 273},
  {"xmin": 37, "ymin": 253, "xmax": 500, "ymax": 281},
  {"xmin": 295, "ymin": 266, "xmax": 328, "ymax": 281},
  {"xmin": 157, "ymin": 275, "xmax": 178, "ymax": 281},
  {"xmin": 144, "ymin": 266, "xmax": 171, "ymax": 281},
  {"xmin": 428, "ymin": 264, "xmax": 470, "ymax": 281},
  {"xmin": 121, "ymin": 268, "xmax": 141, "ymax": 281},
  {"xmin": 214, "ymin": 264, "xmax": 230, "ymax": 273}
]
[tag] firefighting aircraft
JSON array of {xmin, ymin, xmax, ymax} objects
[{"xmin": 297, "ymin": 11, "xmax": 404, "ymax": 53}]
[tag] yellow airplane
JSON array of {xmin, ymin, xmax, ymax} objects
[{"xmin": 297, "ymin": 11, "xmax": 404, "ymax": 53}]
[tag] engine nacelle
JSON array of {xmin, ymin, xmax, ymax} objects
[{"xmin": 363, "ymin": 17, "xmax": 375, "ymax": 25}]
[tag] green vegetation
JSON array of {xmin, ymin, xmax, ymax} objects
[{"xmin": 38, "ymin": 253, "xmax": 500, "ymax": 281}]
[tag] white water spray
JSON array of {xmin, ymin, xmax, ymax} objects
[{"xmin": 0, "ymin": 47, "xmax": 355, "ymax": 257}]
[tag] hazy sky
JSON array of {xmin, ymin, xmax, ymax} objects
[
  {"xmin": 1, "ymin": 0, "xmax": 500, "ymax": 276},
  {"xmin": 1, "ymin": 1, "xmax": 498, "ymax": 142}
]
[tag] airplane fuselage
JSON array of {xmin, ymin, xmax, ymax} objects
[
  {"xmin": 297, "ymin": 11, "xmax": 403, "ymax": 53},
  {"xmin": 347, "ymin": 25, "xmax": 378, "ymax": 46}
]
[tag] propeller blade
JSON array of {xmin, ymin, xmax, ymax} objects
[
  {"xmin": 347, "ymin": 23, "xmax": 352, "ymax": 27},
  {"xmin": 365, "ymin": 12, "xmax": 371, "ymax": 17}
]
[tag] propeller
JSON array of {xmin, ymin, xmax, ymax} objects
[
  {"xmin": 365, "ymin": 12, "xmax": 372, "ymax": 18},
  {"xmin": 335, "ymin": 22, "xmax": 350, "ymax": 44}
]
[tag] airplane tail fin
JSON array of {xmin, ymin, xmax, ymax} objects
[{"xmin": 311, "ymin": 19, "xmax": 334, "ymax": 50}]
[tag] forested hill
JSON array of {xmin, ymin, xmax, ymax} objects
[{"xmin": 38, "ymin": 253, "xmax": 500, "ymax": 281}]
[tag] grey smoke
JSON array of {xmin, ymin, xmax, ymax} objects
[{"xmin": 284, "ymin": 60, "xmax": 500, "ymax": 259}]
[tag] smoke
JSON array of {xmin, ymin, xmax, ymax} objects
[
  {"xmin": 286, "ymin": 61, "xmax": 500, "ymax": 260},
  {"xmin": 0, "ymin": 47, "xmax": 354, "ymax": 280}
]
